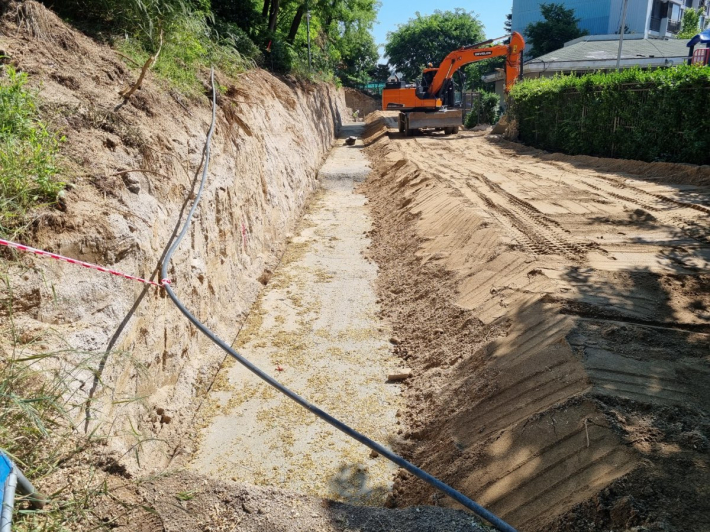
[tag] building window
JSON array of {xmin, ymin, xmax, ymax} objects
[
  {"xmin": 668, "ymin": 3, "xmax": 682, "ymax": 33},
  {"xmin": 650, "ymin": 0, "xmax": 667, "ymax": 31}
]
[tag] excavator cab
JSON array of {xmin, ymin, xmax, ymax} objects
[{"xmin": 414, "ymin": 69, "xmax": 436, "ymax": 99}]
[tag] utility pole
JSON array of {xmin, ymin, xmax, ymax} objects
[
  {"xmin": 616, "ymin": 0, "xmax": 630, "ymax": 70},
  {"xmin": 306, "ymin": 10, "xmax": 312, "ymax": 70}
]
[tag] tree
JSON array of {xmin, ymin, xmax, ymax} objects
[
  {"xmin": 369, "ymin": 64, "xmax": 391, "ymax": 83},
  {"xmin": 336, "ymin": 24, "xmax": 379, "ymax": 85},
  {"xmin": 464, "ymin": 57, "xmax": 504, "ymax": 91},
  {"xmin": 504, "ymin": 11, "xmax": 512, "ymax": 34},
  {"xmin": 524, "ymin": 3, "xmax": 588, "ymax": 58},
  {"xmin": 678, "ymin": 7, "xmax": 703, "ymax": 39},
  {"xmin": 385, "ymin": 9, "xmax": 485, "ymax": 82}
]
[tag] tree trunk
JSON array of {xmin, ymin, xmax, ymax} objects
[
  {"xmin": 262, "ymin": 0, "xmax": 270, "ymax": 19},
  {"xmin": 268, "ymin": 0, "xmax": 280, "ymax": 33},
  {"xmin": 287, "ymin": 4, "xmax": 306, "ymax": 43}
]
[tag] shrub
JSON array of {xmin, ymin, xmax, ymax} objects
[
  {"xmin": 0, "ymin": 67, "xmax": 63, "ymax": 237},
  {"xmin": 509, "ymin": 66, "xmax": 710, "ymax": 164},
  {"xmin": 44, "ymin": 0, "xmax": 260, "ymax": 94},
  {"xmin": 118, "ymin": 14, "xmax": 256, "ymax": 94},
  {"xmin": 465, "ymin": 90, "xmax": 500, "ymax": 127}
]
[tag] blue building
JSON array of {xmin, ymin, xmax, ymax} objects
[{"xmin": 512, "ymin": 0, "xmax": 710, "ymax": 40}]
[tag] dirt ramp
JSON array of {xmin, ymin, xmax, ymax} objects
[{"xmin": 362, "ymin": 115, "xmax": 710, "ymax": 531}]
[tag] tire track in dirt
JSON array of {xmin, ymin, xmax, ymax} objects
[
  {"xmin": 506, "ymin": 154, "xmax": 710, "ymax": 245},
  {"xmin": 363, "ymin": 118, "xmax": 710, "ymax": 532},
  {"xmin": 404, "ymin": 140, "xmax": 588, "ymax": 260}
]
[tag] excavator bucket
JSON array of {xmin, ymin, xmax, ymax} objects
[{"xmin": 491, "ymin": 113, "xmax": 509, "ymax": 135}]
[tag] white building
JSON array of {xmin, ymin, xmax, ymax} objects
[{"xmin": 512, "ymin": 0, "xmax": 710, "ymax": 40}]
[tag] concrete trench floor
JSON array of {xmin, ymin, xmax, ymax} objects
[{"xmin": 190, "ymin": 124, "xmax": 404, "ymax": 505}]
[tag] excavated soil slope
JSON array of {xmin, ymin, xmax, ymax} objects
[
  {"xmin": 362, "ymin": 114, "xmax": 710, "ymax": 531},
  {"xmin": 0, "ymin": 1, "xmax": 348, "ymax": 474}
]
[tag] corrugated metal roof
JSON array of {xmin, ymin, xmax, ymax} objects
[{"xmin": 529, "ymin": 37, "xmax": 691, "ymax": 64}]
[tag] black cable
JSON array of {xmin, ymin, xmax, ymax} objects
[{"xmin": 160, "ymin": 68, "xmax": 518, "ymax": 532}]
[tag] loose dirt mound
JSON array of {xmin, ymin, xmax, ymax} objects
[
  {"xmin": 361, "ymin": 113, "xmax": 710, "ymax": 531},
  {"xmin": 344, "ymin": 87, "xmax": 381, "ymax": 117}
]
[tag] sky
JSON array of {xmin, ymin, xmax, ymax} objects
[{"xmin": 372, "ymin": 1, "xmax": 514, "ymax": 64}]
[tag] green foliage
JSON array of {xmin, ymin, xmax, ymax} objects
[
  {"xmin": 465, "ymin": 57, "xmax": 504, "ymax": 91},
  {"xmin": 46, "ymin": 0, "xmax": 260, "ymax": 94},
  {"xmin": 509, "ymin": 66, "xmax": 710, "ymax": 164},
  {"xmin": 45, "ymin": 0, "xmax": 194, "ymax": 45},
  {"xmin": 335, "ymin": 25, "xmax": 379, "ymax": 85},
  {"xmin": 678, "ymin": 7, "xmax": 703, "ymax": 39},
  {"xmin": 369, "ymin": 64, "xmax": 391, "ymax": 83},
  {"xmin": 465, "ymin": 90, "xmax": 500, "ymax": 127},
  {"xmin": 524, "ymin": 3, "xmax": 588, "ymax": 58},
  {"xmin": 385, "ymin": 9, "xmax": 485, "ymax": 82},
  {"xmin": 0, "ymin": 67, "xmax": 63, "ymax": 237},
  {"xmin": 118, "ymin": 14, "xmax": 256, "ymax": 94},
  {"xmin": 47, "ymin": 0, "xmax": 380, "ymax": 87}
]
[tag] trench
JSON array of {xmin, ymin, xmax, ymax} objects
[{"xmin": 190, "ymin": 124, "xmax": 404, "ymax": 505}]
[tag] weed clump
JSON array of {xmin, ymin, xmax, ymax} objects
[{"xmin": 0, "ymin": 66, "xmax": 64, "ymax": 237}]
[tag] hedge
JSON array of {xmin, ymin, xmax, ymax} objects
[
  {"xmin": 508, "ymin": 65, "xmax": 710, "ymax": 165},
  {"xmin": 465, "ymin": 90, "xmax": 500, "ymax": 127}
]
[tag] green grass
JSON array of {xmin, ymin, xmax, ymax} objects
[
  {"xmin": 0, "ymin": 66, "xmax": 64, "ymax": 238},
  {"xmin": 0, "ymin": 271, "xmax": 151, "ymax": 531},
  {"xmin": 117, "ymin": 15, "xmax": 256, "ymax": 96}
]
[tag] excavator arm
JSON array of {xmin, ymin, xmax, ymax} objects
[
  {"xmin": 382, "ymin": 32, "xmax": 526, "ymax": 113},
  {"xmin": 427, "ymin": 31, "xmax": 525, "ymax": 97}
]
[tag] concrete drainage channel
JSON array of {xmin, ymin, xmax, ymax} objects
[{"xmin": 191, "ymin": 124, "xmax": 405, "ymax": 505}]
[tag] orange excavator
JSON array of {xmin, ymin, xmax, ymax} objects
[{"xmin": 382, "ymin": 32, "xmax": 525, "ymax": 136}]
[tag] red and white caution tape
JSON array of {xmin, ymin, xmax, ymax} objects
[{"xmin": 0, "ymin": 238, "xmax": 169, "ymax": 288}]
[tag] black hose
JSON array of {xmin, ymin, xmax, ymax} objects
[{"xmin": 160, "ymin": 68, "xmax": 518, "ymax": 532}]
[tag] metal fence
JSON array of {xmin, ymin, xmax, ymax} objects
[{"xmin": 462, "ymin": 91, "xmax": 482, "ymax": 124}]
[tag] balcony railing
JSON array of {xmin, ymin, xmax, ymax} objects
[{"xmin": 667, "ymin": 19, "xmax": 682, "ymax": 33}]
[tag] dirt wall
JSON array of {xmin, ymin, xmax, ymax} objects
[
  {"xmin": 344, "ymin": 87, "xmax": 380, "ymax": 117},
  {"xmin": 0, "ymin": 3, "xmax": 348, "ymax": 474}
]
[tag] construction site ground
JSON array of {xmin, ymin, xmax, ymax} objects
[
  {"xmin": 357, "ymin": 114, "xmax": 710, "ymax": 531},
  {"xmin": 2, "ymin": 6, "xmax": 709, "ymax": 528},
  {"xmin": 191, "ymin": 125, "xmax": 404, "ymax": 505}
]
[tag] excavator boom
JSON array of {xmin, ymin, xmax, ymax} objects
[{"xmin": 428, "ymin": 31, "xmax": 525, "ymax": 97}]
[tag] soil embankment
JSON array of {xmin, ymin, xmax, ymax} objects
[
  {"xmin": 0, "ymin": 5, "xmax": 494, "ymax": 530},
  {"xmin": 0, "ymin": 2, "xmax": 348, "ymax": 473},
  {"xmin": 362, "ymin": 113, "xmax": 710, "ymax": 531},
  {"xmin": 344, "ymin": 87, "xmax": 380, "ymax": 118}
]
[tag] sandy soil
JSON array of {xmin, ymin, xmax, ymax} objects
[
  {"xmin": 190, "ymin": 125, "xmax": 405, "ymax": 505},
  {"xmin": 361, "ymin": 113, "xmax": 710, "ymax": 531}
]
